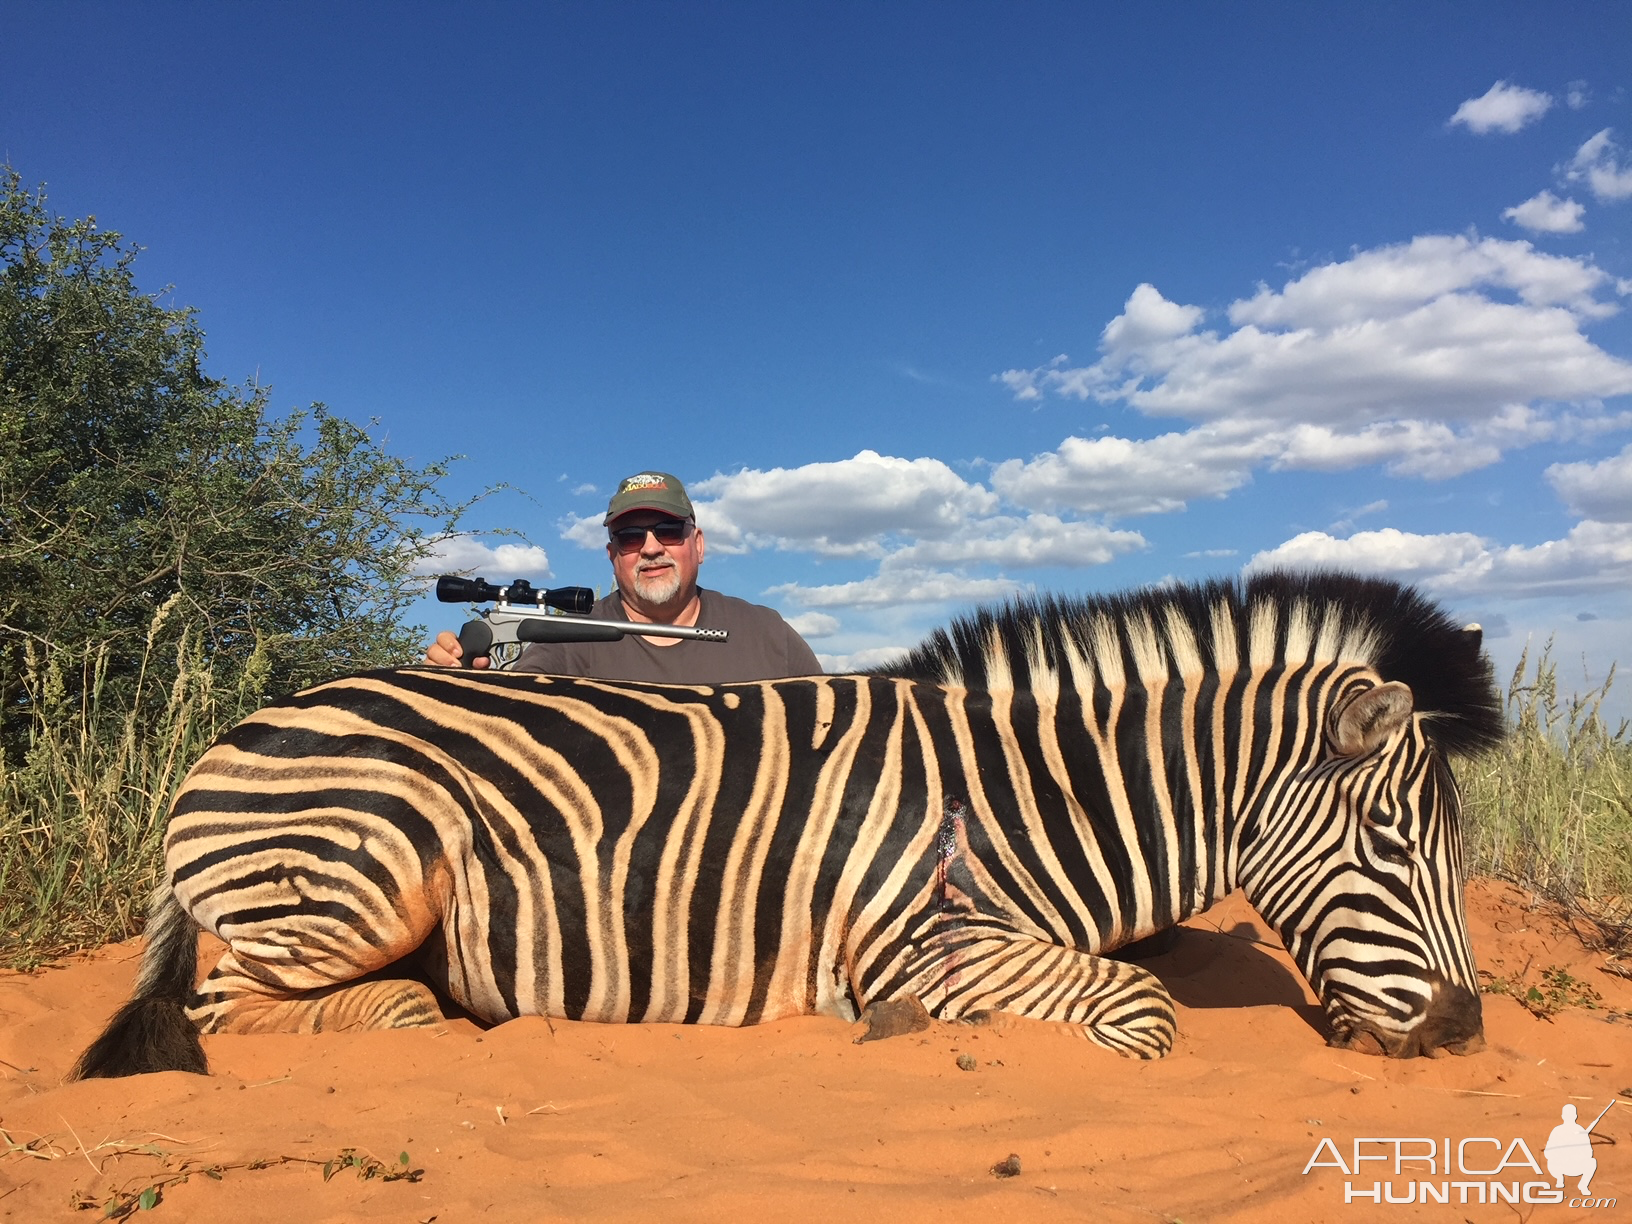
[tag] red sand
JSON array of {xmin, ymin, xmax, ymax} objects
[{"xmin": 3, "ymin": 879, "xmax": 1627, "ymax": 1222}]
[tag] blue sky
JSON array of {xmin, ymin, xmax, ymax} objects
[{"xmin": 6, "ymin": 2, "xmax": 1631, "ymax": 713}]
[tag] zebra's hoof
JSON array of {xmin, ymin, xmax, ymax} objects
[{"xmin": 854, "ymin": 995, "xmax": 932, "ymax": 1043}]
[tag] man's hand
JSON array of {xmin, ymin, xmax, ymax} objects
[{"xmin": 424, "ymin": 629, "xmax": 490, "ymax": 668}]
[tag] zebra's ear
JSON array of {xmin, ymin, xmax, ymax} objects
[
  {"xmin": 1461, "ymin": 623, "xmax": 1483, "ymax": 655},
  {"xmin": 1329, "ymin": 681, "xmax": 1415, "ymax": 758}
]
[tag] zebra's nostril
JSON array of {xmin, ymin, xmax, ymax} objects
[
  {"xmin": 1329, "ymin": 1028, "xmax": 1389, "ymax": 1057},
  {"xmin": 1403, "ymin": 980, "xmax": 1484, "ymax": 1058}
]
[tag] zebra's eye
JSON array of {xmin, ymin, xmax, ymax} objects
[{"xmin": 1370, "ymin": 834, "xmax": 1414, "ymax": 868}]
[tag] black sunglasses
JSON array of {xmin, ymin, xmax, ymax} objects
[{"xmin": 610, "ymin": 519, "xmax": 692, "ymax": 552}]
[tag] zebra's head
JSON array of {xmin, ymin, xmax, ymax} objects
[{"xmin": 1240, "ymin": 671, "xmax": 1489, "ymax": 1059}]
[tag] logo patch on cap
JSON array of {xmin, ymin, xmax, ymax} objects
[{"xmin": 621, "ymin": 473, "xmax": 670, "ymax": 493}]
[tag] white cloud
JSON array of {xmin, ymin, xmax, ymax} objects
[
  {"xmin": 560, "ymin": 513, "xmax": 609, "ymax": 550},
  {"xmin": 817, "ymin": 646, "xmax": 910, "ymax": 673},
  {"xmin": 1246, "ymin": 527, "xmax": 1490, "ymax": 581},
  {"xmin": 1502, "ymin": 190, "xmax": 1585, "ymax": 234},
  {"xmin": 883, "ymin": 514, "xmax": 1146, "ymax": 568},
  {"xmin": 1275, "ymin": 404, "xmax": 1573, "ymax": 480},
  {"xmin": 784, "ymin": 611, "xmax": 841, "ymax": 638},
  {"xmin": 1470, "ymin": 520, "xmax": 1632, "ymax": 596},
  {"xmin": 1566, "ymin": 81, "xmax": 1589, "ymax": 110},
  {"xmin": 416, "ymin": 535, "xmax": 553, "ymax": 578},
  {"xmin": 1547, "ymin": 444, "xmax": 1632, "ymax": 522},
  {"xmin": 997, "ymin": 238, "xmax": 1632, "ymax": 492},
  {"xmin": 1449, "ymin": 81, "xmax": 1553, "ymax": 134},
  {"xmin": 768, "ymin": 567, "xmax": 1023, "ymax": 609},
  {"xmin": 991, "ymin": 426, "xmax": 1274, "ymax": 516},
  {"xmin": 1275, "ymin": 420, "xmax": 1493, "ymax": 478},
  {"xmin": 692, "ymin": 451, "xmax": 1000, "ymax": 557},
  {"xmin": 1100, "ymin": 283, "xmax": 1206, "ymax": 359},
  {"xmin": 1246, "ymin": 522, "xmax": 1632, "ymax": 599},
  {"xmin": 1227, "ymin": 235, "xmax": 1616, "ymax": 327},
  {"xmin": 1564, "ymin": 129, "xmax": 1632, "ymax": 202}
]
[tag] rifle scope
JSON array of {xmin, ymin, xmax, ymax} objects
[{"xmin": 435, "ymin": 576, "xmax": 595, "ymax": 614}]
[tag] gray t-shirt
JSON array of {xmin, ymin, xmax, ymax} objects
[{"xmin": 508, "ymin": 589, "xmax": 822, "ymax": 683}]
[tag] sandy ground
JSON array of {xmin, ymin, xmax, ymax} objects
[{"xmin": 3, "ymin": 879, "xmax": 1628, "ymax": 1223}]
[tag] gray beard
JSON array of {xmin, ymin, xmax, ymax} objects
[{"xmin": 630, "ymin": 564, "xmax": 682, "ymax": 607}]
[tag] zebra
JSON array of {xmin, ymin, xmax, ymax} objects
[{"xmin": 71, "ymin": 571, "xmax": 1503, "ymax": 1078}]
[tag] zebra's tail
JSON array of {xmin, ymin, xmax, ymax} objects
[{"xmin": 68, "ymin": 885, "xmax": 208, "ymax": 1079}]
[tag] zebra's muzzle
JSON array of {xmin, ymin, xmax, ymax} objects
[{"xmin": 1327, "ymin": 978, "xmax": 1485, "ymax": 1058}]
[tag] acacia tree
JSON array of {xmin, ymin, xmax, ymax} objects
[{"xmin": 0, "ymin": 167, "xmax": 466, "ymax": 767}]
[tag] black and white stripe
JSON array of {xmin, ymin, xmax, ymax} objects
[{"xmin": 72, "ymin": 570, "xmax": 1503, "ymax": 1077}]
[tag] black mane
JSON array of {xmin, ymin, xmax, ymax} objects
[{"xmin": 869, "ymin": 570, "xmax": 1505, "ymax": 758}]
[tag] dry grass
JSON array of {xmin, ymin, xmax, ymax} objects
[
  {"xmin": 0, "ymin": 599, "xmax": 267, "ymax": 968},
  {"xmin": 1460, "ymin": 642, "xmax": 1632, "ymax": 946}
]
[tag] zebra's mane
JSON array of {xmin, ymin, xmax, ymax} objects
[{"xmin": 870, "ymin": 570, "xmax": 1505, "ymax": 758}]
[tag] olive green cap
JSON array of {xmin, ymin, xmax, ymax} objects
[{"xmin": 603, "ymin": 471, "xmax": 695, "ymax": 525}]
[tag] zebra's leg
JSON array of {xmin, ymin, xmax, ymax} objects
[
  {"xmin": 182, "ymin": 895, "xmax": 448, "ymax": 1036},
  {"xmin": 189, "ymin": 952, "xmax": 443, "ymax": 1035},
  {"xmin": 910, "ymin": 931, "xmax": 1178, "ymax": 1058}
]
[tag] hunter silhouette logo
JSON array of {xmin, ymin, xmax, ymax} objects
[
  {"xmin": 1547, "ymin": 1101, "xmax": 1614, "ymax": 1197},
  {"xmin": 1301, "ymin": 1097, "xmax": 1619, "ymax": 1207}
]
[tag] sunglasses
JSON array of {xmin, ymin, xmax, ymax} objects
[{"xmin": 610, "ymin": 519, "xmax": 692, "ymax": 553}]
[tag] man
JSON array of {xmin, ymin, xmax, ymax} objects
[{"xmin": 424, "ymin": 470, "xmax": 822, "ymax": 683}]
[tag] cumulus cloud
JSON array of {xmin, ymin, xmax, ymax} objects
[
  {"xmin": 416, "ymin": 535, "xmax": 553, "ymax": 578},
  {"xmin": 1099, "ymin": 283, "xmax": 1206, "ymax": 359},
  {"xmin": 560, "ymin": 513, "xmax": 610, "ymax": 550},
  {"xmin": 1246, "ymin": 522, "xmax": 1632, "ymax": 599},
  {"xmin": 1225, "ymin": 234, "xmax": 1617, "ymax": 326},
  {"xmin": 1470, "ymin": 520, "xmax": 1632, "ymax": 596},
  {"xmin": 558, "ymin": 453, "xmax": 1144, "ymax": 599},
  {"xmin": 691, "ymin": 451, "xmax": 1000, "ymax": 557},
  {"xmin": 1006, "ymin": 239, "xmax": 1631, "ymax": 426},
  {"xmin": 768, "ymin": 567, "xmax": 1023, "ymax": 609},
  {"xmin": 1246, "ymin": 527, "xmax": 1490, "ymax": 581},
  {"xmin": 817, "ymin": 646, "xmax": 911, "ymax": 673},
  {"xmin": 1449, "ymin": 80, "xmax": 1553, "ymax": 134},
  {"xmin": 1564, "ymin": 129, "xmax": 1632, "ymax": 202},
  {"xmin": 1548, "ymin": 443, "xmax": 1632, "ymax": 522},
  {"xmin": 991, "ymin": 426, "xmax": 1273, "ymax": 516},
  {"xmin": 1502, "ymin": 190, "xmax": 1585, "ymax": 234},
  {"xmin": 1275, "ymin": 403, "xmax": 1587, "ymax": 479},
  {"xmin": 1566, "ymin": 81, "xmax": 1589, "ymax": 110},
  {"xmin": 996, "ymin": 237, "xmax": 1632, "ymax": 489},
  {"xmin": 784, "ymin": 611, "xmax": 841, "ymax": 638},
  {"xmin": 883, "ymin": 514, "xmax": 1145, "ymax": 569}
]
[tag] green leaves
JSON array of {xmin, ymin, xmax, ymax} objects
[
  {"xmin": 0, "ymin": 167, "xmax": 480, "ymax": 961},
  {"xmin": 320, "ymin": 1147, "xmax": 424, "ymax": 1183},
  {"xmin": 0, "ymin": 166, "xmax": 465, "ymax": 772}
]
